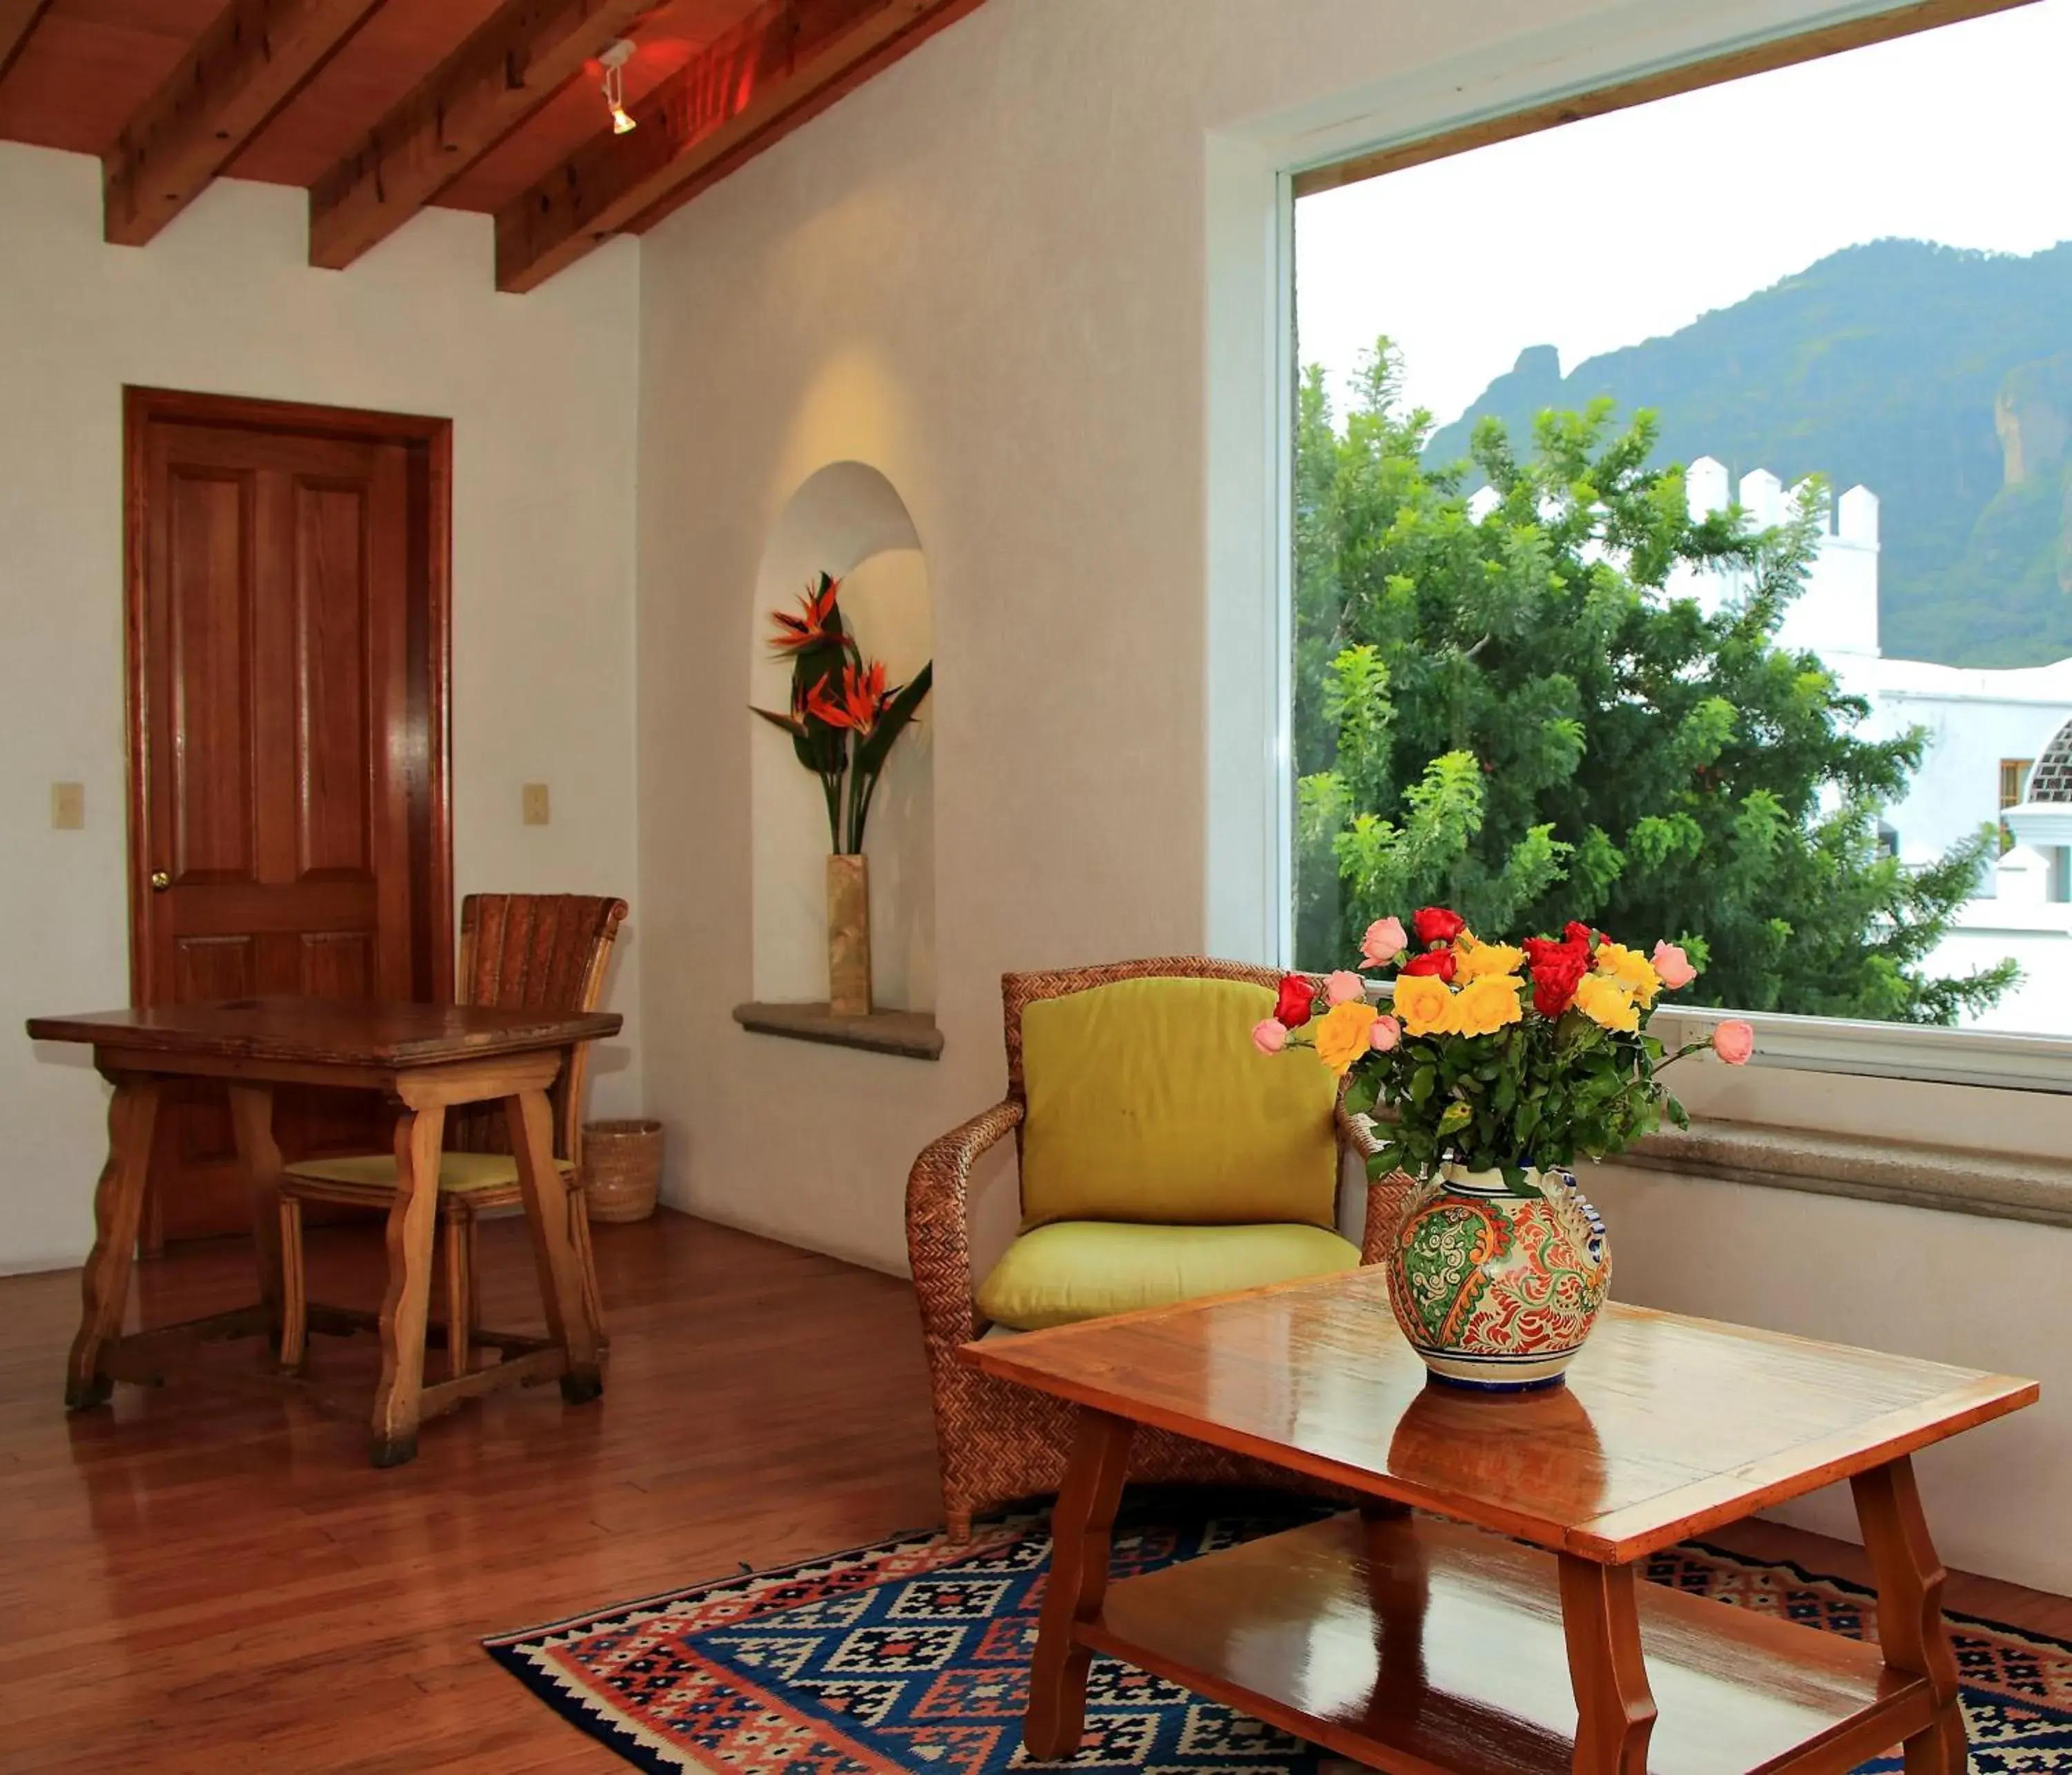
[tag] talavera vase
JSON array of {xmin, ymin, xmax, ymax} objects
[
  {"xmin": 826, "ymin": 854, "xmax": 872, "ymax": 1017},
  {"xmin": 1384, "ymin": 1162, "xmax": 1611, "ymax": 1392}
]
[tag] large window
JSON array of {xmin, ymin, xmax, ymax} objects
[{"xmin": 1289, "ymin": 0, "xmax": 2072, "ymax": 1042}]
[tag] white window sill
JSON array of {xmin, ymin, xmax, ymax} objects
[
  {"xmin": 1619, "ymin": 1119, "xmax": 2072, "ymax": 1229},
  {"xmin": 1647, "ymin": 1006, "xmax": 2072, "ymax": 1097}
]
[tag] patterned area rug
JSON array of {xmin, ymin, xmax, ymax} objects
[{"xmin": 486, "ymin": 1495, "xmax": 2072, "ymax": 1773}]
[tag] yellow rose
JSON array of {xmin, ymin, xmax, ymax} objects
[
  {"xmin": 1454, "ymin": 937, "xmax": 1525, "ymax": 984},
  {"xmin": 1312, "ymin": 1000, "xmax": 1379, "ymax": 1075},
  {"xmin": 1593, "ymin": 941, "xmax": 1660, "ymax": 1007},
  {"xmin": 1573, "ymin": 972, "xmax": 1639, "ymax": 1033},
  {"xmin": 1450, "ymin": 974, "xmax": 1524, "ymax": 1037},
  {"xmin": 1392, "ymin": 974, "xmax": 1455, "ymax": 1037}
]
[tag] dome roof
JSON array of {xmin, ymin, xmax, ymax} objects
[{"xmin": 2033, "ymin": 716, "xmax": 2072, "ymax": 805}]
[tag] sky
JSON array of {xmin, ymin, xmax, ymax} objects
[{"xmin": 1296, "ymin": 0, "xmax": 2072, "ymax": 429}]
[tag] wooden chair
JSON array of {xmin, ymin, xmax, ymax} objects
[
  {"xmin": 906, "ymin": 957, "xmax": 1410, "ymax": 1539},
  {"xmin": 278, "ymin": 894, "xmax": 629, "ymax": 1376}
]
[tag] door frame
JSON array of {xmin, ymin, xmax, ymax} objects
[{"xmin": 122, "ymin": 385, "xmax": 457, "ymax": 1007}]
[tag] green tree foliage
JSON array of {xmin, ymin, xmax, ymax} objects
[{"xmin": 1295, "ymin": 341, "xmax": 2018, "ymax": 1024}]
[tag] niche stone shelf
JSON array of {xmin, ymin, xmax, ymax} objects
[{"xmin": 732, "ymin": 1001, "xmax": 943, "ymax": 1062}]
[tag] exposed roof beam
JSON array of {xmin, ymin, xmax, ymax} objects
[
  {"xmin": 493, "ymin": 0, "xmax": 984, "ymax": 294},
  {"xmin": 104, "ymin": 0, "xmax": 391, "ymax": 248},
  {"xmin": 309, "ymin": 0, "xmax": 665, "ymax": 271},
  {"xmin": 0, "ymin": 0, "xmax": 57, "ymax": 87}
]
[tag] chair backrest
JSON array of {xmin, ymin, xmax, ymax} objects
[
  {"xmin": 445, "ymin": 893, "xmax": 629, "ymax": 1169},
  {"xmin": 1001, "ymin": 957, "xmax": 1341, "ymax": 1233}
]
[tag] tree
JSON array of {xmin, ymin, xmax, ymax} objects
[{"xmin": 1294, "ymin": 340, "xmax": 2017, "ymax": 1024}]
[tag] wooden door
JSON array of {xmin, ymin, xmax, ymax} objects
[{"xmin": 126, "ymin": 390, "xmax": 452, "ymax": 1243}]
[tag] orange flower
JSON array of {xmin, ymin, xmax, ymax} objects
[
  {"xmin": 769, "ymin": 575, "xmax": 849, "ymax": 652},
  {"xmin": 807, "ymin": 660, "xmax": 898, "ymax": 736}
]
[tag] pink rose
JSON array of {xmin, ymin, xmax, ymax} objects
[
  {"xmin": 1369, "ymin": 1014, "xmax": 1402, "ymax": 1053},
  {"xmin": 1359, "ymin": 917, "xmax": 1408, "ymax": 970},
  {"xmin": 1711, "ymin": 1019, "xmax": 1755, "ymax": 1066},
  {"xmin": 1325, "ymin": 970, "xmax": 1366, "ymax": 1006},
  {"xmin": 1251, "ymin": 1017, "xmax": 1288, "ymax": 1055},
  {"xmin": 1651, "ymin": 941, "xmax": 1698, "ymax": 990}
]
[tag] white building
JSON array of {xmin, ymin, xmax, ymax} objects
[{"xmin": 1672, "ymin": 460, "xmax": 2072, "ymax": 1033}]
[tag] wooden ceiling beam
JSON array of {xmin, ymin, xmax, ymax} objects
[
  {"xmin": 309, "ymin": 0, "xmax": 666, "ymax": 271},
  {"xmin": 0, "ymin": 0, "xmax": 56, "ymax": 88},
  {"xmin": 103, "ymin": 0, "xmax": 391, "ymax": 248},
  {"xmin": 493, "ymin": 0, "xmax": 984, "ymax": 294}
]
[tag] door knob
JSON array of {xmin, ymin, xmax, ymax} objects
[{"xmin": 150, "ymin": 870, "xmax": 171, "ymax": 892}]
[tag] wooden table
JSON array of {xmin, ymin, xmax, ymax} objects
[
  {"xmin": 964, "ymin": 1267, "xmax": 2037, "ymax": 1775},
  {"xmin": 28, "ymin": 997, "xmax": 622, "ymax": 1467}
]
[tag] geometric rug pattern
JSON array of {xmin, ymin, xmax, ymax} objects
[{"xmin": 486, "ymin": 1495, "xmax": 2072, "ymax": 1773}]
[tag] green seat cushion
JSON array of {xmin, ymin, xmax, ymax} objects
[
  {"xmin": 1019, "ymin": 977, "xmax": 1339, "ymax": 1230},
  {"xmin": 975, "ymin": 1220, "xmax": 1361, "ymax": 1332},
  {"xmin": 282, "ymin": 1151, "xmax": 573, "ymax": 1195}
]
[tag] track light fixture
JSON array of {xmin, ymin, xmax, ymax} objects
[{"xmin": 599, "ymin": 40, "xmax": 637, "ymax": 135}]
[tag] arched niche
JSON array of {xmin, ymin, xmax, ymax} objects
[{"xmin": 750, "ymin": 462, "xmax": 935, "ymax": 1012}]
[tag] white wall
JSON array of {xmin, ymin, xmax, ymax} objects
[
  {"xmin": 1, "ymin": 143, "xmax": 644, "ymax": 1274},
  {"xmin": 631, "ymin": 0, "xmax": 2072, "ymax": 1590}
]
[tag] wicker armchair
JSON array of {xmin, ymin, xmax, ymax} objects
[{"xmin": 907, "ymin": 957, "xmax": 1410, "ymax": 1539}]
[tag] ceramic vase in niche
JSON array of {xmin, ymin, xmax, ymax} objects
[
  {"xmin": 827, "ymin": 854, "xmax": 872, "ymax": 1017},
  {"xmin": 1384, "ymin": 1163, "xmax": 1611, "ymax": 1392}
]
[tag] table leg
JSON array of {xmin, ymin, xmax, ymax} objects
[
  {"xmin": 1558, "ymin": 1555, "xmax": 1657, "ymax": 1775},
  {"xmin": 65, "ymin": 1077, "xmax": 163, "ymax": 1409},
  {"xmin": 1024, "ymin": 1408, "xmax": 1135, "ymax": 1760},
  {"xmin": 504, "ymin": 1088, "xmax": 602, "ymax": 1403},
  {"xmin": 1853, "ymin": 1456, "xmax": 1968, "ymax": 1774},
  {"xmin": 228, "ymin": 1084, "xmax": 285, "ymax": 1346},
  {"xmin": 369, "ymin": 1104, "xmax": 445, "ymax": 1468}
]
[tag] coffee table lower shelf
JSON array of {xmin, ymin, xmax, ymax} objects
[{"xmin": 1079, "ymin": 1514, "xmax": 1932, "ymax": 1775}]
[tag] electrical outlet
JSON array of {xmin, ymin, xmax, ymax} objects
[
  {"xmin": 521, "ymin": 783, "xmax": 550, "ymax": 827},
  {"xmin": 51, "ymin": 782, "xmax": 84, "ymax": 829}
]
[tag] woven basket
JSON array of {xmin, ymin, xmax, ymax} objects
[{"xmin": 582, "ymin": 1119, "xmax": 662, "ymax": 1222}]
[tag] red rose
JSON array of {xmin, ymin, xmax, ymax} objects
[
  {"xmin": 1273, "ymin": 974, "xmax": 1317, "ymax": 1028},
  {"xmin": 1400, "ymin": 949, "xmax": 1457, "ymax": 983},
  {"xmin": 1563, "ymin": 921, "xmax": 1597, "ymax": 951},
  {"xmin": 1413, "ymin": 907, "xmax": 1467, "ymax": 946},
  {"xmin": 1524, "ymin": 934, "xmax": 1590, "ymax": 1018}
]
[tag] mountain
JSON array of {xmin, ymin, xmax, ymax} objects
[{"xmin": 1421, "ymin": 239, "xmax": 2072, "ymax": 666}]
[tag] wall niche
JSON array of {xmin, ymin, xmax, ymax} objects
[{"xmin": 748, "ymin": 461, "xmax": 936, "ymax": 1020}]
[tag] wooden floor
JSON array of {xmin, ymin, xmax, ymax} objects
[{"xmin": 1, "ymin": 1210, "xmax": 2066, "ymax": 1772}]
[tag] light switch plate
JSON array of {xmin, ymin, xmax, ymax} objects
[
  {"xmin": 522, "ymin": 783, "xmax": 550, "ymax": 827},
  {"xmin": 51, "ymin": 782, "xmax": 84, "ymax": 829}
]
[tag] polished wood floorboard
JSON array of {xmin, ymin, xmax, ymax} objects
[
  {"xmin": 0, "ymin": 1210, "xmax": 943, "ymax": 1773},
  {"xmin": 2, "ymin": 1213, "xmax": 2066, "ymax": 1772}
]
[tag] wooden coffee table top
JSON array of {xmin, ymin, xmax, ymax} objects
[
  {"xmin": 965, "ymin": 1267, "xmax": 2036, "ymax": 1562},
  {"xmin": 27, "ymin": 997, "xmax": 621, "ymax": 1070}
]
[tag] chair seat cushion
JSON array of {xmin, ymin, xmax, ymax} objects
[
  {"xmin": 975, "ymin": 1220, "xmax": 1361, "ymax": 1332},
  {"xmin": 282, "ymin": 1151, "xmax": 575, "ymax": 1196}
]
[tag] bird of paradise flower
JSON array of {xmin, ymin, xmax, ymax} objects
[{"xmin": 751, "ymin": 572, "xmax": 934, "ymax": 855}]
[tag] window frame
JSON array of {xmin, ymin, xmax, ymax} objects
[{"xmin": 1267, "ymin": 0, "xmax": 2072, "ymax": 1097}]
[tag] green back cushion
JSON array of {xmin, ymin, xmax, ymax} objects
[{"xmin": 1018, "ymin": 977, "xmax": 1339, "ymax": 1231}]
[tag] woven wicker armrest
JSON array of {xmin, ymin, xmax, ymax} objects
[
  {"xmin": 1336, "ymin": 1102, "xmax": 1383, "ymax": 1162},
  {"xmin": 1339, "ymin": 1107, "xmax": 1414, "ymax": 1264},
  {"xmin": 907, "ymin": 1099, "xmax": 1024, "ymax": 1349}
]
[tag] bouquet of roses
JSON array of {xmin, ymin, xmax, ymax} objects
[{"xmin": 1255, "ymin": 907, "xmax": 1753, "ymax": 1193}]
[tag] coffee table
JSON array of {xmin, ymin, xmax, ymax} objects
[{"xmin": 963, "ymin": 1267, "xmax": 2036, "ymax": 1774}]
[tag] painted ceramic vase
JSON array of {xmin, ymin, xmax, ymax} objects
[{"xmin": 1385, "ymin": 1162, "xmax": 1611, "ymax": 1391}]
